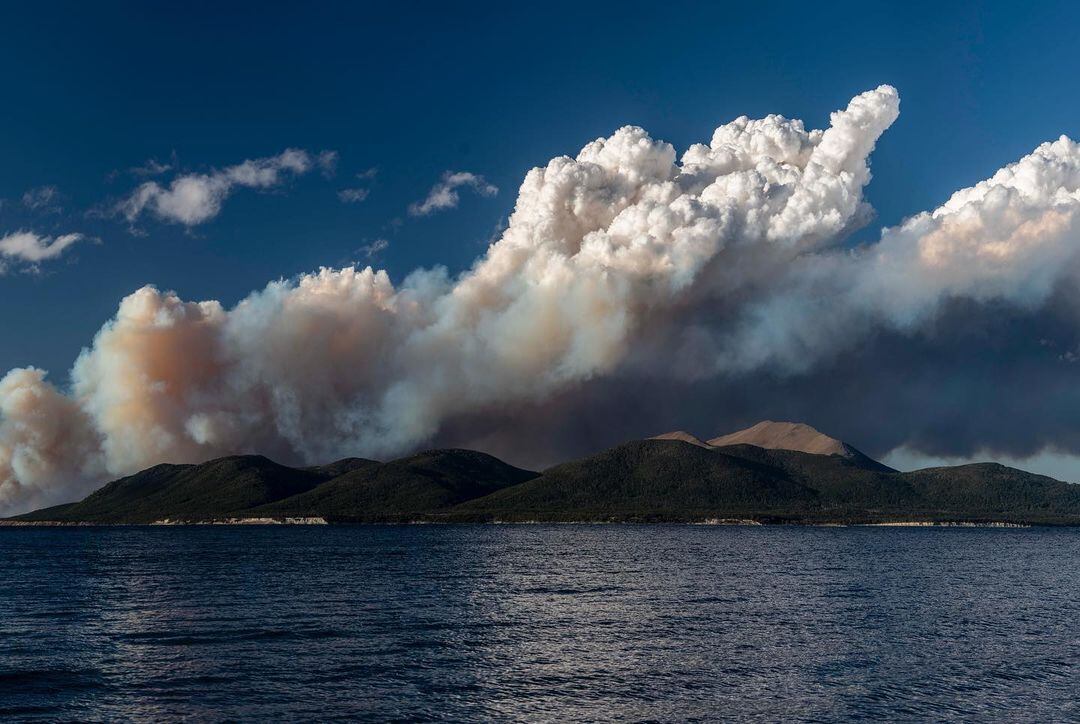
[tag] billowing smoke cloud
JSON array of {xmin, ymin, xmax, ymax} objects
[
  {"xmin": 8, "ymin": 84, "xmax": 1080, "ymax": 514},
  {"xmin": 117, "ymin": 149, "xmax": 334, "ymax": 226},
  {"xmin": 0, "ymin": 368, "xmax": 103, "ymax": 512}
]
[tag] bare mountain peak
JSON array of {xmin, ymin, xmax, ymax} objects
[{"xmin": 708, "ymin": 420, "xmax": 853, "ymax": 457}]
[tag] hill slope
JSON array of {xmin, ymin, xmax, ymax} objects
[
  {"xmin": 251, "ymin": 449, "xmax": 538, "ymax": 521},
  {"xmin": 13, "ymin": 450, "xmax": 537, "ymax": 524},
  {"xmin": 455, "ymin": 440, "xmax": 820, "ymax": 521},
  {"xmin": 458, "ymin": 440, "xmax": 1080, "ymax": 524},
  {"xmin": 900, "ymin": 463, "xmax": 1080, "ymax": 522},
  {"xmin": 16, "ymin": 455, "xmax": 343, "ymax": 523},
  {"xmin": 11, "ymin": 428, "xmax": 1080, "ymax": 525}
]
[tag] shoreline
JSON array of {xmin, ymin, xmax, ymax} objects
[{"xmin": 0, "ymin": 518, "xmax": 1036, "ymax": 528}]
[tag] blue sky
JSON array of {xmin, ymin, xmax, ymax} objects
[{"xmin": 3, "ymin": 1, "xmax": 1080, "ymax": 378}]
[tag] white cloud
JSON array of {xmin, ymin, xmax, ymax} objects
[
  {"xmin": 316, "ymin": 150, "xmax": 339, "ymax": 177},
  {"xmin": 338, "ymin": 188, "xmax": 370, "ymax": 204},
  {"xmin": 0, "ymin": 231, "xmax": 84, "ymax": 271},
  {"xmin": 338, "ymin": 167, "xmax": 378, "ymax": 203},
  {"xmin": 21, "ymin": 186, "xmax": 61, "ymax": 212},
  {"xmin": 408, "ymin": 171, "xmax": 498, "ymax": 216},
  {"xmin": 130, "ymin": 158, "xmax": 173, "ymax": 177},
  {"xmin": 117, "ymin": 149, "xmax": 324, "ymax": 226},
  {"xmin": 358, "ymin": 238, "xmax": 388, "ymax": 257}
]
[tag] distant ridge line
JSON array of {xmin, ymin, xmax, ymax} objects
[{"xmin": 9, "ymin": 421, "xmax": 1080, "ymax": 526}]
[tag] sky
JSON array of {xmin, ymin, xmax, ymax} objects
[
  {"xmin": 5, "ymin": 1, "xmax": 1080, "ymax": 512},
  {"xmin": 6, "ymin": 0, "xmax": 1079, "ymax": 376}
]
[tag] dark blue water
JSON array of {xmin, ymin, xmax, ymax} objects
[{"xmin": 1, "ymin": 526, "xmax": 1078, "ymax": 721}]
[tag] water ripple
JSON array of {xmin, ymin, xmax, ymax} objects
[{"xmin": 1, "ymin": 525, "xmax": 1078, "ymax": 720}]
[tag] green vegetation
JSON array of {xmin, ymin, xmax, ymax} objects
[
  {"xmin": 16, "ymin": 456, "xmax": 345, "ymax": 523},
  {"xmin": 458, "ymin": 441, "xmax": 1080, "ymax": 524},
  {"xmin": 11, "ymin": 439, "xmax": 1080, "ymax": 525},
  {"xmin": 453, "ymin": 441, "xmax": 819, "ymax": 520},
  {"xmin": 250, "ymin": 449, "xmax": 538, "ymax": 522}
]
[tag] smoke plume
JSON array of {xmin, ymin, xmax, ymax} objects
[{"xmin": 7, "ymin": 85, "xmax": 1080, "ymax": 514}]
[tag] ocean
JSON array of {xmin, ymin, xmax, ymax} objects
[{"xmin": 1, "ymin": 525, "xmax": 1077, "ymax": 721}]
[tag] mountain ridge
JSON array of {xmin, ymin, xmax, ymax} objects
[
  {"xmin": 9, "ymin": 422, "xmax": 1080, "ymax": 525},
  {"xmin": 708, "ymin": 421, "xmax": 855, "ymax": 456},
  {"xmin": 654, "ymin": 421, "xmax": 894, "ymax": 472}
]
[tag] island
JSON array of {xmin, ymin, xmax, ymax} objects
[{"xmin": 8, "ymin": 422, "xmax": 1080, "ymax": 526}]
